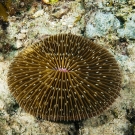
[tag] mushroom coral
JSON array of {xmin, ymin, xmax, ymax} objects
[{"xmin": 7, "ymin": 34, "xmax": 121, "ymax": 121}]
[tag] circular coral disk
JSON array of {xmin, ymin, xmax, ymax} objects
[{"xmin": 7, "ymin": 34, "xmax": 121, "ymax": 121}]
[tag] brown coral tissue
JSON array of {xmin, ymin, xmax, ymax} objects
[{"xmin": 7, "ymin": 34, "xmax": 121, "ymax": 121}]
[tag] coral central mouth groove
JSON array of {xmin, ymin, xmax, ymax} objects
[{"xmin": 57, "ymin": 68, "xmax": 69, "ymax": 72}]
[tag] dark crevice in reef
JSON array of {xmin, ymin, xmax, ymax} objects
[
  {"xmin": 124, "ymin": 125, "xmax": 134, "ymax": 135},
  {"xmin": 68, "ymin": 121, "xmax": 83, "ymax": 135},
  {"xmin": 124, "ymin": 108, "xmax": 135, "ymax": 135},
  {"xmin": 126, "ymin": 108, "xmax": 135, "ymax": 124},
  {"xmin": 0, "ymin": 20, "xmax": 9, "ymax": 30},
  {"xmin": 73, "ymin": 121, "xmax": 80, "ymax": 135},
  {"xmin": 6, "ymin": 102, "xmax": 19, "ymax": 116},
  {"xmin": 46, "ymin": 120, "xmax": 83, "ymax": 135},
  {"xmin": 37, "ymin": 119, "xmax": 83, "ymax": 135},
  {"xmin": 116, "ymin": 16, "xmax": 125, "ymax": 28}
]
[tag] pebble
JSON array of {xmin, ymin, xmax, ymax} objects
[
  {"xmin": 0, "ymin": 43, "xmax": 2, "ymax": 50},
  {"xmin": 127, "ymin": 44, "xmax": 135, "ymax": 57},
  {"xmin": 68, "ymin": 24, "xmax": 73, "ymax": 28},
  {"xmin": 42, "ymin": 0, "xmax": 50, "ymax": 4},
  {"xmin": 33, "ymin": 10, "xmax": 44, "ymax": 18},
  {"xmin": 0, "ymin": 100, "xmax": 5, "ymax": 110},
  {"xmin": 10, "ymin": 16, "xmax": 17, "ymax": 22},
  {"xmin": 52, "ymin": 6, "xmax": 70, "ymax": 19},
  {"xmin": 16, "ymin": 33, "xmax": 26, "ymax": 40},
  {"xmin": 62, "ymin": 22, "xmax": 67, "ymax": 25},
  {"xmin": 28, "ymin": 6, "xmax": 36, "ymax": 15},
  {"xmin": 20, "ymin": 2, "xmax": 25, "ymax": 7},
  {"xmin": 0, "ymin": 54, "xmax": 4, "ymax": 61},
  {"xmin": 14, "ymin": 40, "xmax": 23, "ymax": 49},
  {"xmin": 21, "ymin": 29, "xmax": 28, "ymax": 34}
]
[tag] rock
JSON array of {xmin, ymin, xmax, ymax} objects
[
  {"xmin": 86, "ymin": 12, "xmax": 120, "ymax": 38},
  {"xmin": 117, "ymin": 13, "xmax": 135, "ymax": 39}
]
